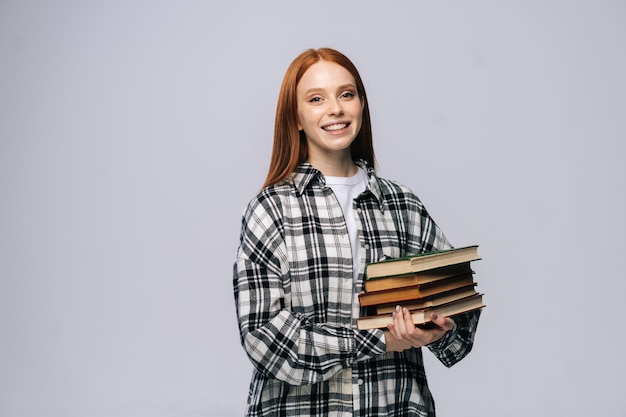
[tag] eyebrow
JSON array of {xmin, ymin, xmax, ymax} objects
[{"xmin": 303, "ymin": 83, "xmax": 357, "ymax": 95}]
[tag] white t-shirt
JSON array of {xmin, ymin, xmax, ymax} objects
[{"xmin": 324, "ymin": 167, "xmax": 369, "ymax": 284}]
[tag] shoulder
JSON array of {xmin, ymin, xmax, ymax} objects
[
  {"xmin": 240, "ymin": 181, "xmax": 300, "ymax": 232},
  {"xmin": 357, "ymin": 160, "xmax": 424, "ymax": 210},
  {"xmin": 374, "ymin": 176, "xmax": 426, "ymax": 211},
  {"xmin": 376, "ymin": 176, "xmax": 416, "ymax": 197}
]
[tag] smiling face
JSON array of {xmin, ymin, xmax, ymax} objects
[{"xmin": 296, "ymin": 60, "xmax": 363, "ymax": 166}]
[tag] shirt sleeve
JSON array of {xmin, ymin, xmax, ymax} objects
[
  {"xmin": 426, "ymin": 309, "xmax": 481, "ymax": 367},
  {"xmin": 402, "ymin": 186, "xmax": 481, "ymax": 368},
  {"xmin": 233, "ymin": 194, "xmax": 386, "ymax": 386}
]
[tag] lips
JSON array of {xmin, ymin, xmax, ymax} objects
[{"xmin": 322, "ymin": 122, "xmax": 349, "ymax": 131}]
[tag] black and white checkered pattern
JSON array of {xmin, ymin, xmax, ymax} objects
[{"xmin": 234, "ymin": 160, "xmax": 480, "ymax": 416}]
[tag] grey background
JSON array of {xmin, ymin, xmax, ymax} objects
[{"xmin": 1, "ymin": 1, "xmax": 625, "ymax": 416}]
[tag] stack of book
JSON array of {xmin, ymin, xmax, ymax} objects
[{"xmin": 356, "ymin": 245, "xmax": 485, "ymax": 330}]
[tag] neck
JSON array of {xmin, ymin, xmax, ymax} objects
[{"xmin": 308, "ymin": 153, "xmax": 357, "ymax": 177}]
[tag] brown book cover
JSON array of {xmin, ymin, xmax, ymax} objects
[
  {"xmin": 375, "ymin": 284, "xmax": 478, "ymax": 314},
  {"xmin": 364, "ymin": 262, "xmax": 473, "ymax": 293},
  {"xmin": 358, "ymin": 273, "xmax": 475, "ymax": 307},
  {"xmin": 357, "ymin": 293, "xmax": 485, "ymax": 330}
]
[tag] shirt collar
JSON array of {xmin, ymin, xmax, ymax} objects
[{"xmin": 290, "ymin": 159, "xmax": 387, "ymax": 211}]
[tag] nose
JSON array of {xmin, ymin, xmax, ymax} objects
[{"xmin": 327, "ymin": 97, "xmax": 344, "ymax": 116}]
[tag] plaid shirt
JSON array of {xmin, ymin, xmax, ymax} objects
[{"xmin": 234, "ymin": 160, "xmax": 480, "ymax": 417}]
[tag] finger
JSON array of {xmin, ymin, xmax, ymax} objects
[
  {"xmin": 387, "ymin": 313, "xmax": 399, "ymax": 337},
  {"xmin": 430, "ymin": 313, "xmax": 454, "ymax": 331},
  {"xmin": 388, "ymin": 308, "xmax": 404, "ymax": 338},
  {"xmin": 399, "ymin": 307, "xmax": 418, "ymax": 340},
  {"xmin": 394, "ymin": 306, "xmax": 408, "ymax": 335},
  {"xmin": 401, "ymin": 307, "xmax": 416, "ymax": 332}
]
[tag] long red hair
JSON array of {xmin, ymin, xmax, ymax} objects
[{"xmin": 262, "ymin": 48, "xmax": 375, "ymax": 189}]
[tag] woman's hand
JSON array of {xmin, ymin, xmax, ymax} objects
[{"xmin": 384, "ymin": 306, "xmax": 455, "ymax": 352}]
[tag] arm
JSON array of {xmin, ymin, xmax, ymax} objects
[
  {"xmin": 233, "ymin": 196, "xmax": 386, "ymax": 386},
  {"xmin": 398, "ymin": 187, "xmax": 481, "ymax": 366}
]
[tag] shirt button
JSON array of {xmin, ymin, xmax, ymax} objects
[
  {"xmin": 364, "ymin": 244, "xmax": 370, "ymax": 250},
  {"xmin": 356, "ymin": 208, "xmax": 362, "ymax": 214},
  {"xmin": 357, "ymin": 379, "xmax": 364, "ymax": 385}
]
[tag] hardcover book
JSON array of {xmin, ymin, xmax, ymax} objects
[
  {"xmin": 365, "ymin": 245, "xmax": 480, "ymax": 280},
  {"xmin": 357, "ymin": 293, "xmax": 485, "ymax": 330}
]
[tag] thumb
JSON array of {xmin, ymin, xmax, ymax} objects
[{"xmin": 430, "ymin": 313, "xmax": 455, "ymax": 331}]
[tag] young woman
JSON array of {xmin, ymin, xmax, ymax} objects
[{"xmin": 233, "ymin": 48, "xmax": 480, "ymax": 417}]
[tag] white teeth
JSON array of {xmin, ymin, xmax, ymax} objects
[{"xmin": 323, "ymin": 123, "xmax": 347, "ymax": 131}]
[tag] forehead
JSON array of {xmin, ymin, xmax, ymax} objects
[{"xmin": 297, "ymin": 60, "xmax": 356, "ymax": 91}]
